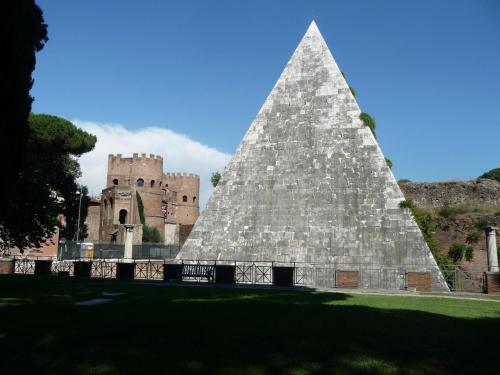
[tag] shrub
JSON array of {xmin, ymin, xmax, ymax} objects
[
  {"xmin": 211, "ymin": 171, "xmax": 221, "ymax": 188},
  {"xmin": 437, "ymin": 204, "xmax": 469, "ymax": 220},
  {"xmin": 143, "ymin": 225, "xmax": 162, "ymax": 243},
  {"xmin": 399, "ymin": 200, "xmax": 451, "ymax": 270},
  {"xmin": 349, "ymin": 86, "xmax": 356, "ymax": 97},
  {"xmin": 385, "ymin": 158, "xmax": 393, "ymax": 169},
  {"xmin": 399, "ymin": 200, "xmax": 414, "ymax": 209},
  {"xmin": 480, "ymin": 168, "xmax": 500, "ymax": 182},
  {"xmin": 448, "ymin": 243, "xmax": 473, "ymax": 263},
  {"xmin": 359, "ymin": 112, "xmax": 376, "ymax": 137},
  {"xmin": 474, "ymin": 217, "xmax": 492, "ymax": 229},
  {"xmin": 464, "ymin": 245, "xmax": 474, "ymax": 262},
  {"xmin": 466, "ymin": 231, "xmax": 481, "ymax": 244}
]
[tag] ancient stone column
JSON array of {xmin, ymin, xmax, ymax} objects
[
  {"xmin": 485, "ymin": 226, "xmax": 499, "ymax": 272},
  {"xmin": 124, "ymin": 224, "xmax": 135, "ymax": 261}
]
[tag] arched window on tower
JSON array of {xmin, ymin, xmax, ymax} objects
[
  {"xmin": 112, "ymin": 178, "xmax": 118, "ymax": 185},
  {"xmin": 137, "ymin": 178, "xmax": 144, "ymax": 187},
  {"xmin": 150, "ymin": 180, "xmax": 155, "ymax": 188},
  {"xmin": 193, "ymin": 196, "xmax": 197, "ymax": 203},
  {"xmin": 182, "ymin": 195, "xmax": 187, "ymax": 202},
  {"xmin": 119, "ymin": 209, "xmax": 127, "ymax": 224}
]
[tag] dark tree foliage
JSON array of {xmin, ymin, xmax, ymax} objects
[
  {"xmin": 385, "ymin": 158, "xmax": 393, "ymax": 169},
  {"xmin": 480, "ymin": 168, "xmax": 500, "ymax": 182},
  {"xmin": 0, "ymin": 114, "xmax": 96, "ymax": 252},
  {"xmin": 211, "ymin": 171, "xmax": 221, "ymax": 187},
  {"xmin": 359, "ymin": 112, "xmax": 376, "ymax": 136},
  {"xmin": 60, "ymin": 185, "xmax": 90, "ymax": 241},
  {"xmin": 0, "ymin": 0, "xmax": 48, "ymax": 182},
  {"xmin": 136, "ymin": 192, "xmax": 146, "ymax": 225}
]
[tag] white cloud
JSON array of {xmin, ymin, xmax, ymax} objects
[{"xmin": 73, "ymin": 120, "xmax": 232, "ymax": 208}]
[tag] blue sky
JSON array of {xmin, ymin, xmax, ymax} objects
[{"xmin": 32, "ymin": 0, "xmax": 500, "ymax": 201}]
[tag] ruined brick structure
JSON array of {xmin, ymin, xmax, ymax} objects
[
  {"xmin": 400, "ymin": 179, "xmax": 500, "ymax": 209},
  {"xmin": 85, "ymin": 153, "xmax": 199, "ymax": 245}
]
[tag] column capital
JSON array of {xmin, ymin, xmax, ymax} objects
[{"xmin": 484, "ymin": 226, "xmax": 498, "ymax": 235}]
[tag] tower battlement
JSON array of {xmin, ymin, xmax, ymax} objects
[
  {"xmin": 108, "ymin": 153, "xmax": 163, "ymax": 162},
  {"xmin": 164, "ymin": 172, "xmax": 200, "ymax": 179}
]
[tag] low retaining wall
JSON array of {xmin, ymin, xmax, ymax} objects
[
  {"xmin": 484, "ymin": 272, "xmax": 500, "ymax": 294},
  {"xmin": 10, "ymin": 258, "xmax": 459, "ymax": 293}
]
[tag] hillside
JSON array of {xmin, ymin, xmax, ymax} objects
[{"xmin": 400, "ymin": 179, "xmax": 500, "ymax": 277}]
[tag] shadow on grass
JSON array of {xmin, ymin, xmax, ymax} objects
[{"xmin": 0, "ymin": 276, "xmax": 499, "ymax": 375}]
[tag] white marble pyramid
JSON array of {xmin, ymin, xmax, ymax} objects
[{"xmin": 178, "ymin": 21, "xmax": 448, "ymax": 291}]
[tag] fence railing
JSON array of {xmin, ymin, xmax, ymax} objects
[
  {"xmin": 8, "ymin": 256, "xmax": 487, "ymax": 293},
  {"xmin": 57, "ymin": 242, "xmax": 180, "ymax": 260}
]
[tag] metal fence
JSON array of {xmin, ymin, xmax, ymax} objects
[
  {"xmin": 10, "ymin": 256, "xmax": 488, "ymax": 293},
  {"xmin": 57, "ymin": 241, "xmax": 180, "ymax": 260}
]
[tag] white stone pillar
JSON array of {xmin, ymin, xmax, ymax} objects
[
  {"xmin": 124, "ymin": 224, "xmax": 135, "ymax": 261},
  {"xmin": 485, "ymin": 226, "xmax": 499, "ymax": 272}
]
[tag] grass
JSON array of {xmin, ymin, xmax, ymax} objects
[{"xmin": 1, "ymin": 276, "xmax": 500, "ymax": 375}]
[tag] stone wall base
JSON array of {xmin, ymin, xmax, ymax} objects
[
  {"xmin": 484, "ymin": 272, "xmax": 500, "ymax": 294},
  {"xmin": 0, "ymin": 260, "xmax": 14, "ymax": 274},
  {"xmin": 336, "ymin": 271, "xmax": 359, "ymax": 288},
  {"xmin": 407, "ymin": 272, "xmax": 432, "ymax": 292}
]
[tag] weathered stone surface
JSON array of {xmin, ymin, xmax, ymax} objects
[
  {"xmin": 400, "ymin": 179, "xmax": 500, "ymax": 209},
  {"xmin": 178, "ymin": 21, "xmax": 448, "ymax": 291}
]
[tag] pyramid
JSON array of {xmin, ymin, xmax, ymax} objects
[{"xmin": 178, "ymin": 21, "xmax": 448, "ymax": 291}]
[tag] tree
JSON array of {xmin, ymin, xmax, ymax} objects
[
  {"xmin": 480, "ymin": 168, "xmax": 500, "ymax": 183},
  {"xmin": 136, "ymin": 192, "xmax": 146, "ymax": 225},
  {"xmin": 211, "ymin": 171, "xmax": 221, "ymax": 187},
  {"xmin": 0, "ymin": 0, "xmax": 48, "ymax": 184},
  {"xmin": 0, "ymin": 114, "xmax": 96, "ymax": 252},
  {"xmin": 60, "ymin": 185, "xmax": 90, "ymax": 241}
]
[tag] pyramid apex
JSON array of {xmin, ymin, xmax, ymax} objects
[{"xmin": 305, "ymin": 20, "xmax": 321, "ymax": 36}]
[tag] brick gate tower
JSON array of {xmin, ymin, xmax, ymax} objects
[{"xmin": 96, "ymin": 153, "xmax": 200, "ymax": 245}]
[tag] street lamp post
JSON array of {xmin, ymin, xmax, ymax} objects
[{"xmin": 76, "ymin": 191, "xmax": 83, "ymax": 243}]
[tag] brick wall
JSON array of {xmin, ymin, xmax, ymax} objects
[
  {"xmin": 407, "ymin": 272, "xmax": 432, "ymax": 292},
  {"xmin": 336, "ymin": 271, "xmax": 359, "ymax": 288},
  {"xmin": 485, "ymin": 272, "xmax": 500, "ymax": 294}
]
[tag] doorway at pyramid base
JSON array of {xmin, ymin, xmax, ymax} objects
[{"xmin": 168, "ymin": 257, "xmax": 450, "ymax": 292}]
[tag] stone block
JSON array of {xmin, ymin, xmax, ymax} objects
[
  {"xmin": 273, "ymin": 267, "xmax": 294, "ymax": 287},
  {"xmin": 0, "ymin": 259, "xmax": 14, "ymax": 274},
  {"xmin": 34, "ymin": 260, "xmax": 52, "ymax": 276},
  {"xmin": 116, "ymin": 262, "xmax": 135, "ymax": 280},
  {"xmin": 74, "ymin": 261, "xmax": 92, "ymax": 277},
  {"xmin": 215, "ymin": 265, "xmax": 236, "ymax": 284},
  {"xmin": 163, "ymin": 263, "xmax": 183, "ymax": 282}
]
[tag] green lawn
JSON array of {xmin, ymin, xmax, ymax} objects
[{"xmin": 1, "ymin": 276, "xmax": 499, "ymax": 375}]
